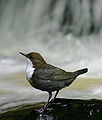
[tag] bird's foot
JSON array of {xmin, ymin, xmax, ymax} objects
[
  {"xmin": 46, "ymin": 107, "xmax": 53, "ymax": 111},
  {"xmin": 36, "ymin": 107, "xmax": 45, "ymax": 113},
  {"xmin": 36, "ymin": 104, "xmax": 48, "ymax": 113},
  {"xmin": 36, "ymin": 103, "xmax": 53, "ymax": 113}
]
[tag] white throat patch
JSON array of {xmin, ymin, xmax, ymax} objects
[{"xmin": 26, "ymin": 58, "xmax": 35, "ymax": 80}]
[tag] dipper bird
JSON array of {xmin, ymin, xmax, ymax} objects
[{"xmin": 20, "ymin": 52, "xmax": 88, "ymax": 112}]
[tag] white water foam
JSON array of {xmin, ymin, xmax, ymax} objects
[{"xmin": 0, "ymin": 58, "xmax": 24, "ymax": 76}]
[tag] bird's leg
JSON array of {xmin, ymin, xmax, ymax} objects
[
  {"xmin": 43, "ymin": 92, "xmax": 52, "ymax": 110},
  {"xmin": 51, "ymin": 90, "xmax": 59, "ymax": 103},
  {"xmin": 38, "ymin": 92, "xmax": 52, "ymax": 113}
]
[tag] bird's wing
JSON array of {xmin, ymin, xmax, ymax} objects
[{"xmin": 33, "ymin": 64, "xmax": 74, "ymax": 81}]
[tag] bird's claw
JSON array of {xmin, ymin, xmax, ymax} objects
[{"xmin": 36, "ymin": 107, "xmax": 45, "ymax": 113}]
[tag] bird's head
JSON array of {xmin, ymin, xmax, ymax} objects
[{"xmin": 19, "ymin": 52, "xmax": 46, "ymax": 68}]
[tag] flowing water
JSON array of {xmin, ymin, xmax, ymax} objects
[{"xmin": 0, "ymin": 0, "xmax": 102, "ymax": 119}]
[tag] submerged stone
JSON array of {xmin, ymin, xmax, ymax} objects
[{"xmin": 0, "ymin": 98, "xmax": 102, "ymax": 120}]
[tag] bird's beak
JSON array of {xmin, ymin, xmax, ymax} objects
[{"xmin": 19, "ymin": 52, "xmax": 27, "ymax": 57}]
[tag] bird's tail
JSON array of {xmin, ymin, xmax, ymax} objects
[{"xmin": 74, "ymin": 68, "xmax": 88, "ymax": 77}]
